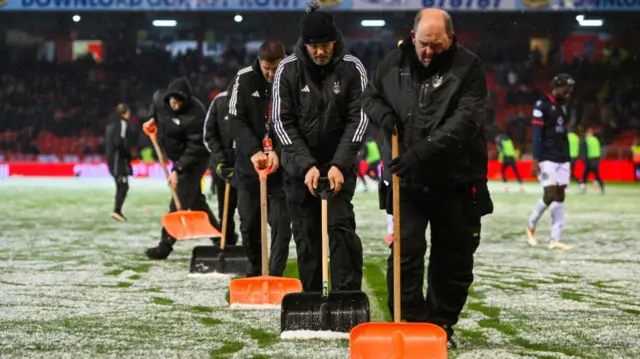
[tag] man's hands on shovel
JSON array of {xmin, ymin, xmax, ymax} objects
[
  {"xmin": 305, "ymin": 166, "xmax": 342, "ymax": 197},
  {"xmin": 143, "ymin": 118, "xmax": 179, "ymax": 189},
  {"xmin": 251, "ymin": 151, "xmax": 279, "ymax": 172},
  {"xmin": 168, "ymin": 170, "xmax": 178, "ymax": 190}
]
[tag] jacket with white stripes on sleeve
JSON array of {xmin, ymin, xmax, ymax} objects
[
  {"xmin": 227, "ymin": 58, "xmax": 284, "ymax": 187},
  {"xmin": 105, "ymin": 114, "xmax": 133, "ymax": 177},
  {"xmin": 271, "ymin": 33, "xmax": 369, "ymax": 178},
  {"xmin": 204, "ymin": 90, "xmax": 235, "ymax": 170}
]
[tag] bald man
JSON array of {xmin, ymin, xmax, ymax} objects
[{"xmin": 362, "ymin": 9, "xmax": 494, "ymax": 348}]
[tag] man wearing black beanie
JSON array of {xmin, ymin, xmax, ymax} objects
[{"xmin": 270, "ymin": 0, "xmax": 368, "ymax": 293}]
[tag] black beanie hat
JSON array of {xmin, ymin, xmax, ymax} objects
[{"xmin": 300, "ymin": 0, "xmax": 337, "ymax": 45}]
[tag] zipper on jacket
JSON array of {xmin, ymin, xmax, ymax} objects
[{"xmin": 319, "ymin": 79, "xmax": 326, "ymax": 143}]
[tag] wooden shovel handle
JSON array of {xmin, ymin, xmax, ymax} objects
[
  {"xmin": 146, "ymin": 123, "xmax": 182, "ymax": 211},
  {"xmin": 256, "ymin": 165, "xmax": 273, "ymax": 276},
  {"xmin": 392, "ymin": 128, "xmax": 401, "ymax": 323},
  {"xmin": 220, "ymin": 181, "xmax": 231, "ymax": 249}
]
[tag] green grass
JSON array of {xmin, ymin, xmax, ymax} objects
[{"xmin": 0, "ymin": 178, "xmax": 639, "ymax": 359}]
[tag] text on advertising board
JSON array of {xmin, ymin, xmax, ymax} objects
[
  {"xmin": 10, "ymin": 0, "xmax": 344, "ymax": 10},
  {"xmin": 572, "ymin": 0, "xmax": 640, "ymax": 9},
  {"xmin": 422, "ymin": 0, "xmax": 503, "ymax": 9}
]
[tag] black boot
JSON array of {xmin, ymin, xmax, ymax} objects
[
  {"xmin": 145, "ymin": 241, "xmax": 173, "ymax": 260},
  {"xmin": 441, "ymin": 324, "xmax": 457, "ymax": 350}
]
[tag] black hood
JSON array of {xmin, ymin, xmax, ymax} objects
[
  {"xmin": 294, "ymin": 29, "xmax": 346, "ymax": 70},
  {"xmin": 400, "ymin": 35, "xmax": 458, "ymax": 79},
  {"xmin": 164, "ymin": 77, "xmax": 194, "ymax": 112}
]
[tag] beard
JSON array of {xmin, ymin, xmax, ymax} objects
[{"xmin": 311, "ymin": 55, "xmax": 331, "ymax": 66}]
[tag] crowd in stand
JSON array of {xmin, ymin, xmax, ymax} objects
[{"xmin": 0, "ymin": 35, "xmax": 638, "ymax": 160}]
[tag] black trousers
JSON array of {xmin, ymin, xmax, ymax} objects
[
  {"xmin": 500, "ymin": 157, "xmax": 522, "ymax": 183},
  {"xmin": 569, "ymin": 159, "xmax": 580, "ymax": 183},
  {"xmin": 213, "ymin": 172, "xmax": 238, "ymax": 246},
  {"xmin": 113, "ymin": 174, "xmax": 129, "ymax": 213},
  {"xmin": 160, "ymin": 162, "xmax": 221, "ymax": 247},
  {"xmin": 385, "ymin": 185, "xmax": 482, "ymax": 329},
  {"xmin": 582, "ymin": 159, "xmax": 604, "ymax": 188},
  {"xmin": 284, "ymin": 172, "xmax": 363, "ymax": 292},
  {"xmin": 237, "ymin": 180, "xmax": 291, "ymax": 277}
]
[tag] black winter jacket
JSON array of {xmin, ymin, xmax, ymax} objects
[
  {"xmin": 204, "ymin": 90, "xmax": 235, "ymax": 170},
  {"xmin": 105, "ymin": 115, "xmax": 132, "ymax": 177},
  {"xmin": 362, "ymin": 37, "xmax": 489, "ymax": 189},
  {"xmin": 228, "ymin": 58, "xmax": 285, "ymax": 187},
  {"xmin": 150, "ymin": 77, "xmax": 210, "ymax": 174},
  {"xmin": 271, "ymin": 32, "xmax": 369, "ymax": 178}
]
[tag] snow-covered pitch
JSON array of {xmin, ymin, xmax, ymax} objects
[{"xmin": 1, "ymin": 177, "xmax": 639, "ymax": 359}]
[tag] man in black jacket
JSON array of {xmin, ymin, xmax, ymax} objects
[
  {"xmin": 228, "ymin": 41, "xmax": 291, "ymax": 277},
  {"xmin": 361, "ymin": 9, "xmax": 493, "ymax": 348},
  {"xmin": 105, "ymin": 103, "xmax": 133, "ymax": 222},
  {"xmin": 204, "ymin": 90, "xmax": 239, "ymax": 247},
  {"xmin": 144, "ymin": 77, "xmax": 221, "ymax": 260},
  {"xmin": 271, "ymin": 2, "xmax": 368, "ymax": 292}
]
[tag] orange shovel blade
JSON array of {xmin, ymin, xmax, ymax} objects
[
  {"xmin": 229, "ymin": 275, "xmax": 302, "ymax": 307},
  {"xmin": 162, "ymin": 210, "xmax": 222, "ymax": 240},
  {"xmin": 349, "ymin": 322, "xmax": 448, "ymax": 359}
]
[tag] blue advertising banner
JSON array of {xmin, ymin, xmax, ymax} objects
[
  {"xmin": 516, "ymin": 0, "xmax": 640, "ymax": 10},
  {"xmin": 0, "ymin": 0, "xmax": 352, "ymax": 11}
]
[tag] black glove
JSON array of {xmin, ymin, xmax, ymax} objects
[
  {"xmin": 388, "ymin": 150, "xmax": 420, "ymax": 177},
  {"xmin": 216, "ymin": 163, "xmax": 234, "ymax": 179},
  {"xmin": 382, "ymin": 114, "xmax": 398, "ymax": 138}
]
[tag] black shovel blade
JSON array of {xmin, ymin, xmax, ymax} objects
[
  {"xmin": 189, "ymin": 245, "xmax": 251, "ymax": 275},
  {"xmin": 280, "ymin": 291, "xmax": 370, "ymax": 333}
]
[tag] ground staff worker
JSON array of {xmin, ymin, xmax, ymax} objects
[
  {"xmin": 105, "ymin": 103, "xmax": 133, "ymax": 222},
  {"xmin": 204, "ymin": 90, "xmax": 239, "ymax": 247},
  {"xmin": 144, "ymin": 78, "xmax": 221, "ymax": 260},
  {"xmin": 496, "ymin": 133, "xmax": 523, "ymax": 192},
  {"xmin": 228, "ymin": 41, "xmax": 292, "ymax": 277},
  {"xmin": 567, "ymin": 130, "xmax": 580, "ymax": 183},
  {"xmin": 271, "ymin": 1, "xmax": 368, "ymax": 292},
  {"xmin": 632, "ymin": 140, "xmax": 640, "ymax": 181},
  {"xmin": 361, "ymin": 9, "xmax": 493, "ymax": 349},
  {"xmin": 580, "ymin": 127, "xmax": 605, "ymax": 194}
]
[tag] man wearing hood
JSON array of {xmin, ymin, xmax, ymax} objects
[
  {"xmin": 361, "ymin": 9, "xmax": 493, "ymax": 348},
  {"xmin": 144, "ymin": 77, "xmax": 221, "ymax": 260},
  {"xmin": 270, "ymin": 1, "xmax": 368, "ymax": 292},
  {"xmin": 105, "ymin": 103, "xmax": 133, "ymax": 222}
]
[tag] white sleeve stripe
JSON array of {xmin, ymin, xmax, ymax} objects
[
  {"xmin": 228, "ymin": 67, "xmax": 252, "ymax": 117},
  {"xmin": 119, "ymin": 120, "xmax": 127, "ymax": 139},
  {"xmin": 203, "ymin": 97, "xmax": 216, "ymax": 152},
  {"xmin": 343, "ymin": 54, "xmax": 369, "ymax": 143},
  {"xmin": 271, "ymin": 55, "xmax": 298, "ymax": 146}
]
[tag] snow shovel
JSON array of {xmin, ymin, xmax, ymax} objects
[
  {"xmin": 349, "ymin": 128, "xmax": 448, "ymax": 359},
  {"xmin": 228, "ymin": 165, "xmax": 302, "ymax": 309},
  {"xmin": 143, "ymin": 122, "xmax": 222, "ymax": 240},
  {"xmin": 280, "ymin": 179, "xmax": 370, "ymax": 340},
  {"xmin": 189, "ymin": 179, "xmax": 250, "ymax": 274}
]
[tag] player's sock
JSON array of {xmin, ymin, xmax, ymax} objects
[
  {"xmin": 549, "ymin": 201, "xmax": 564, "ymax": 242},
  {"xmin": 114, "ymin": 181, "xmax": 128, "ymax": 214},
  {"xmin": 528, "ymin": 199, "xmax": 548, "ymax": 229}
]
